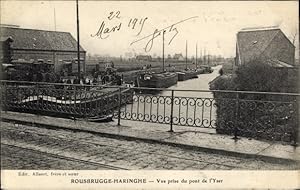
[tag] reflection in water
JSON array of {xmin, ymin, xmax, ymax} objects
[{"xmin": 119, "ymin": 65, "xmax": 222, "ymax": 129}]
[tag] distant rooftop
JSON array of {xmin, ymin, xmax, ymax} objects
[
  {"xmin": 240, "ymin": 26, "xmax": 280, "ymax": 32},
  {"xmin": 0, "ymin": 24, "xmax": 20, "ymax": 28}
]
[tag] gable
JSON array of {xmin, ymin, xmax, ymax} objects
[
  {"xmin": 0, "ymin": 27, "xmax": 85, "ymax": 52},
  {"xmin": 237, "ymin": 29, "xmax": 280, "ymax": 63},
  {"xmin": 261, "ymin": 30, "xmax": 295, "ymax": 65}
]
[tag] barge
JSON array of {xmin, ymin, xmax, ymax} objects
[
  {"xmin": 177, "ymin": 70, "xmax": 199, "ymax": 81},
  {"xmin": 137, "ymin": 72, "xmax": 178, "ymax": 88}
]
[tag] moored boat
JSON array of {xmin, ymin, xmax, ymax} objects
[
  {"xmin": 177, "ymin": 41, "xmax": 209, "ymax": 82},
  {"xmin": 177, "ymin": 70, "xmax": 199, "ymax": 81},
  {"xmin": 137, "ymin": 71, "xmax": 178, "ymax": 88},
  {"xmin": 135, "ymin": 29, "xmax": 178, "ymax": 89},
  {"xmin": 201, "ymin": 65, "xmax": 214, "ymax": 73}
]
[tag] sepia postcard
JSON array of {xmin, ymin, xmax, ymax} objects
[{"xmin": 0, "ymin": 0, "xmax": 299, "ymax": 189}]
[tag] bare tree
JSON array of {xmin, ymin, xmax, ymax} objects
[{"xmin": 290, "ymin": 26, "xmax": 298, "ymax": 45}]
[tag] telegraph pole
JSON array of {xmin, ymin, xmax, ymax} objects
[
  {"xmin": 162, "ymin": 30, "xmax": 165, "ymax": 72},
  {"xmin": 76, "ymin": 0, "xmax": 81, "ymax": 80},
  {"xmin": 54, "ymin": 7, "xmax": 57, "ymax": 31}
]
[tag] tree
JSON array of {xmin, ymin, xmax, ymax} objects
[
  {"xmin": 218, "ymin": 68, "xmax": 223, "ymax": 76},
  {"xmin": 289, "ymin": 25, "xmax": 298, "ymax": 46},
  {"xmin": 2, "ymin": 38, "xmax": 13, "ymax": 64}
]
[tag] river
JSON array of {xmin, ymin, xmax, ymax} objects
[
  {"xmin": 116, "ymin": 65, "xmax": 222, "ymax": 129},
  {"xmin": 161, "ymin": 65, "xmax": 222, "ymax": 97}
]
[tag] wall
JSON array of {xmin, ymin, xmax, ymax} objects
[
  {"xmin": 261, "ymin": 31, "xmax": 295, "ymax": 65},
  {"xmin": 11, "ymin": 49, "xmax": 86, "ymax": 73}
]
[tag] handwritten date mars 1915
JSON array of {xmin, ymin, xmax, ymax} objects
[{"xmin": 91, "ymin": 11, "xmax": 148, "ymax": 39}]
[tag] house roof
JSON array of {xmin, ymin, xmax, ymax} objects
[
  {"xmin": 237, "ymin": 28, "xmax": 281, "ymax": 63},
  {"xmin": 0, "ymin": 27, "xmax": 85, "ymax": 52},
  {"xmin": 0, "ymin": 36, "xmax": 13, "ymax": 42},
  {"xmin": 174, "ymin": 53, "xmax": 184, "ymax": 59},
  {"xmin": 136, "ymin": 55, "xmax": 151, "ymax": 59},
  {"xmin": 240, "ymin": 26, "xmax": 280, "ymax": 32}
]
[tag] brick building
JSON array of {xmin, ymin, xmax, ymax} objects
[
  {"xmin": 235, "ymin": 27, "xmax": 295, "ymax": 66},
  {"xmin": 0, "ymin": 26, "xmax": 86, "ymax": 73},
  {"xmin": 235, "ymin": 26, "xmax": 298, "ymax": 92}
]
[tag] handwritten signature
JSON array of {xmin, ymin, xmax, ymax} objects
[
  {"xmin": 91, "ymin": 12, "xmax": 198, "ymax": 53},
  {"xmin": 130, "ymin": 16, "xmax": 198, "ymax": 52}
]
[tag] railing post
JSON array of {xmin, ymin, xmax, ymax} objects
[
  {"xmin": 233, "ymin": 91, "xmax": 240, "ymax": 140},
  {"xmin": 36, "ymin": 83, "xmax": 40, "ymax": 115},
  {"xmin": 117, "ymin": 87, "xmax": 122, "ymax": 126},
  {"xmin": 292, "ymin": 96, "xmax": 299, "ymax": 146},
  {"xmin": 1, "ymin": 82, "xmax": 7, "ymax": 112},
  {"xmin": 168, "ymin": 90, "xmax": 174, "ymax": 132},
  {"xmin": 84, "ymin": 85, "xmax": 87, "ymax": 119},
  {"xmin": 4, "ymin": 82, "xmax": 8, "ymax": 113},
  {"xmin": 73, "ymin": 85, "xmax": 77, "ymax": 121}
]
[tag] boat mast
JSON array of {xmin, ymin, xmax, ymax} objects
[
  {"xmin": 185, "ymin": 40, "xmax": 188, "ymax": 70},
  {"xmin": 76, "ymin": 0, "xmax": 81, "ymax": 80},
  {"xmin": 200, "ymin": 48, "xmax": 202, "ymax": 66},
  {"xmin": 162, "ymin": 30, "xmax": 165, "ymax": 72},
  {"xmin": 203, "ymin": 48, "xmax": 206, "ymax": 65},
  {"xmin": 195, "ymin": 43, "xmax": 198, "ymax": 69},
  {"xmin": 207, "ymin": 51, "xmax": 210, "ymax": 66}
]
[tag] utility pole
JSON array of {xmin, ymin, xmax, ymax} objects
[
  {"xmin": 76, "ymin": 0, "xmax": 81, "ymax": 80},
  {"xmin": 54, "ymin": 7, "xmax": 57, "ymax": 31},
  {"xmin": 162, "ymin": 30, "xmax": 165, "ymax": 72}
]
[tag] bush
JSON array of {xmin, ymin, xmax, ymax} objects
[
  {"xmin": 210, "ymin": 59, "xmax": 298, "ymax": 143},
  {"xmin": 234, "ymin": 59, "xmax": 287, "ymax": 92},
  {"xmin": 218, "ymin": 68, "xmax": 223, "ymax": 76}
]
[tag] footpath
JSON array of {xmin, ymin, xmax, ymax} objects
[{"xmin": 1, "ymin": 111, "xmax": 299, "ymax": 163}]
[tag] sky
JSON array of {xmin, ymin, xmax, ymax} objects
[{"xmin": 1, "ymin": 1, "xmax": 299, "ymax": 58}]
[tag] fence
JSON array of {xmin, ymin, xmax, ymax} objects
[
  {"xmin": 1, "ymin": 80, "xmax": 299, "ymax": 144},
  {"xmin": 0, "ymin": 80, "xmax": 131, "ymax": 119}
]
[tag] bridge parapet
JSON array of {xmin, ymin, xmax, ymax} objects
[{"xmin": 1, "ymin": 80, "xmax": 299, "ymax": 145}]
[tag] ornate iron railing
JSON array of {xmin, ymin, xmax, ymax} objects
[
  {"xmin": 118, "ymin": 91, "xmax": 217, "ymax": 129},
  {"xmin": 0, "ymin": 80, "xmax": 132, "ymax": 119},
  {"xmin": 1, "ymin": 80, "xmax": 299, "ymax": 144}
]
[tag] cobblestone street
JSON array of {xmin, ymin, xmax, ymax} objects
[
  {"xmin": 2, "ymin": 144, "xmax": 125, "ymax": 170},
  {"xmin": 1, "ymin": 121, "xmax": 299, "ymax": 170}
]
